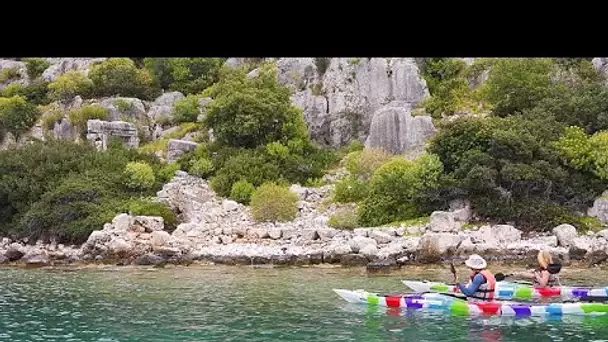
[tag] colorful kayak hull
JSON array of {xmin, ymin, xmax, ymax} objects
[
  {"xmin": 403, "ymin": 280, "xmax": 608, "ymax": 301},
  {"xmin": 333, "ymin": 289, "xmax": 608, "ymax": 317}
]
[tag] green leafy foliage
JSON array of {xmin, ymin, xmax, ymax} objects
[
  {"xmin": 188, "ymin": 157, "xmax": 213, "ymax": 178},
  {"xmin": 333, "ymin": 177, "xmax": 369, "ymax": 203},
  {"xmin": 328, "ymin": 208, "xmax": 359, "ymax": 229},
  {"xmin": 88, "ymin": 58, "xmax": 161, "ymax": 100},
  {"xmin": 250, "ymin": 182, "xmax": 298, "ymax": 222},
  {"xmin": 68, "ymin": 104, "xmax": 109, "ymax": 138},
  {"xmin": 143, "ymin": 58, "xmax": 225, "ymax": 94},
  {"xmin": 0, "ymin": 139, "xmax": 165, "ymax": 243},
  {"xmin": 229, "ymin": 179, "xmax": 256, "ymax": 204},
  {"xmin": 172, "ymin": 94, "xmax": 201, "ymax": 123},
  {"xmin": 0, "ymin": 95, "xmax": 41, "ymax": 140},
  {"xmin": 122, "ymin": 161, "xmax": 156, "ymax": 191},
  {"xmin": 1, "ymin": 81, "xmax": 52, "ymax": 106},
  {"xmin": 357, "ymin": 153, "xmax": 445, "ymax": 227},
  {"xmin": 481, "ymin": 58, "xmax": 556, "ymax": 116},
  {"xmin": 428, "ymin": 116, "xmax": 607, "ymax": 231},
  {"xmin": 203, "ymin": 62, "xmax": 309, "ymax": 149},
  {"xmin": 0, "ymin": 67, "xmax": 20, "ymax": 83},
  {"xmin": 343, "ymin": 148, "xmax": 393, "ymax": 181},
  {"xmin": 23, "ymin": 58, "xmax": 50, "ymax": 80},
  {"xmin": 157, "ymin": 162, "xmax": 180, "ymax": 183},
  {"xmin": 122, "ymin": 197, "xmax": 177, "ymax": 231},
  {"xmin": 48, "ymin": 71, "xmax": 94, "ymax": 102}
]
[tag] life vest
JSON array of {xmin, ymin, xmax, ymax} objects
[{"xmin": 467, "ymin": 269, "xmax": 496, "ymax": 301}]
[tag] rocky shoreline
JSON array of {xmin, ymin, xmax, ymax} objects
[{"xmin": 1, "ymin": 171, "xmax": 607, "ymax": 270}]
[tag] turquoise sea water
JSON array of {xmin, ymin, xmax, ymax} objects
[{"xmin": 0, "ymin": 265, "xmax": 608, "ymax": 342}]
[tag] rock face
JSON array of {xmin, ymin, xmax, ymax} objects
[
  {"xmin": 166, "ymin": 139, "xmax": 199, "ymax": 162},
  {"xmin": 146, "ymin": 92, "xmax": 184, "ymax": 122},
  {"xmin": 429, "ymin": 211, "xmax": 458, "ymax": 233},
  {"xmin": 99, "ymin": 97, "xmax": 148, "ymax": 123},
  {"xmin": 86, "ymin": 120, "xmax": 139, "ymax": 150},
  {"xmin": 364, "ymin": 102, "xmax": 436, "ymax": 154},
  {"xmin": 280, "ymin": 58, "xmax": 432, "ymax": 149},
  {"xmin": 587, "ymin": 191, "xmax": 608, "ymax": 224},
  {"xmin": 592, "ymin": 58, "xmax": 608, "ymax": 79},
  {"xmin": 42, "ymin": 58, "xmax": 106, "ymax": 81},
  {"xmin": 553, "ymin": 224, "xmax": 578, "ymax": 248},
  {"xmin": 0, "ymin": 59, "xmax": 28, "ymax": 89}
]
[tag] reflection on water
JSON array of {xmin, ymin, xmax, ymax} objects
[{"xmin": 0, "ymin": 265, "xmax": 607, "ymax": 341}]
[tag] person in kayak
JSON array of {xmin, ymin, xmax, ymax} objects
[
  {"xmin": 512, "ymin": 250, "xmax": 562, "ymax": 287},
  {"xmin": 455, "ymin": 254, "xmax": 496, "ymax": 301}
]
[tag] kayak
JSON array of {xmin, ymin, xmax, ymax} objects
[
  {"xmin": 403, "ymin": 280, "xmax": 608, "ymax": 301},
  {"xmin": 333, "ymin": 289, "xmax": 608, "ymax": 316}
]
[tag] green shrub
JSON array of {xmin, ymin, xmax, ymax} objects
[
  {"xmin": 250, "ymin": 182, "xmax": 298, "ymax": 222},
  {"xmin": 48, "ymin": 71, "xmax": 94, "ymax": 102},
  {"xmin": 333, "ymin": 177, "xmax": 369, "ymax": 203},
  {"xmin": 328, "ymin": 209, "xmax": 359, "ymax": 229},
  {"xmin": 554, "ymin": 126, "xmax": 608, "ymax": 180},
  {"xmin": 343, "ymin": 147, "xmax": 393, "ymax": 181},
  {"xmin": 0, "ymin": 95, "xmax": 41, "ymax": 139},
  {"xmin": 0, "ymin": 67, "xmax": 21, "ymax": 83},
  {"xmin": 358, "ymin": 153, "xmax": 444, "ymax": 227},
  {"xmin": 123, "ymin": 197, "xmax": 177, "ymax": 231},
  {"xmin": 157, "ymin": 162, "xmax": 180, "ymax": 183},
  {"xmin": 172, "ymin": 94, "xmax": 201, "ymax": 123},
  {"xmin": 42, "ymin": 108, "xmax": 64, "ymax": 132},
  {"xmin": 229, "ymin": 179, "xmax": 255, "ymax": 204},
  {"xmin": 23, "ymin": 58, "xmax": 50, "ymax": 80},
  {"xmin": 203, "ymin": 62, "xmax": 309, "ymax": 149},
  {"xmin": 481, "ymin": 58, "xmax": 556, "ymax": 116},
  {"xmin": 138, "ymin": 122, "xmax": 200, "ymax": 154},
  {"xmin": 188, "ymin": 157, "xmax": 213, "ymax": 178},
  {"xmin": 114, "ymin": 98, "xmax": 135, "ymax": 113},
  {"xmin": 68, "ymin": 104, "xmax": 109, "ymax": 138},
  {"xmin": 143, "ymin": 58, "xmax": 225, "ymax": 95},
  {"xmin": 143, "ymin": 58, "xmax": 174, "ymax": 90},
  {"xmin": 122, "ymin": 161, "xmax": 156, "ymax": 191},
  {"xmin": 1, "ymin": 81, "xmax": 51, "ymax": 106},
  {"xmin": 88, "ymin": 58, "xmax": 161, "ymax": 100}
]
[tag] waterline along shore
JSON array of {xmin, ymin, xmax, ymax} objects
[{"xmin": 1, "ymin": 171, "xmax": 607, "ymax": 270}]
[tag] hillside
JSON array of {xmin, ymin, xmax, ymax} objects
[{"xmin": 2, "ymin": 57, "xmax": 608, "ymax": 267}]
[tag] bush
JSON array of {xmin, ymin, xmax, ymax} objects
[
  {"xmin": 167, "ymin": 58, "xmax": 224, "ymax": 95},
  {"xmin": 48, "ymin": 71, "xmax": 94, "ymax": 102},
  {"xmin": 122, "ymin": 197, "xmax": 177, "ymax": 231},
  {"xmin": 328, "ymin": 209, "xmax": 359, "ymax": 229},
  {"xmin": 481, "ymin": 58, "xmax": 556, "ymax": 116},
  {"xmin": 203, "ymin": 62, "xmax": 309, "ymax": 149},
  {"xmin": 358, "ymin": 153, "xmax": 444, "ymax": 227},
  {"xmin": 0, "ymin": 67, "xmax": 20, "ymax": 83},
  {"xmin": 172, "ymin": 94, "xmax": 201, "ymax": 123},
  {"xmin": 0, "ymin": 139, "xmax": 164, "ymax": 242},
  {"xmin": 157, "ymin": 162, "xmax": 180, "ymax": 183},
  {"xmin": 1, "ymin": 81, "xmax": 51, "ymax": 106},
  {"xmin": 0, "ymin": 95, "xmax": 41, "ymax": 139},
  {"xmin": 188, "ymin": 157, "xmax": 213, "ymax": 178},
  {"xmin": 333, "ymin": 177, "xmax": 369, "ymax": 203},
  {"xmin": 250, "ymin": 182, "xmax": 298, "ymax": 222},
  {"xmin": 42, "ymin": 108, "xmax": 64, "ymax": 132},
  {"xmin": 23, "ymin": 58, "xmax": 50, "ymax": 80},
  {"xmin": 428, "ymin": 116, "xmax": 607, "ymax": 231},
  {"xmin": 68, "ymin": 104, "xmax": 109, "ymax": 138},
  {"xmin": 88, "ymin": 58, "xmax": 161, "ymax": 100},
  {"xmin": 230, "ymin": 179, "xmax": 255, "ymax": 204},
  {"xmin": 122, "ymin": 161, "xmax": 156, "ymax": 191},
  {"xmin": 343, "ymin": 148, "xmax": 393, "ymax": 181},
  {"xmin": 554, "ymin": 126, "xmax": 608, "ymax": 180}
]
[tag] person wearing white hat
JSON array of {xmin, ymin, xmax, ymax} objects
[{"xmin": 455, "ymin": 254, "xmax": 496, "ymax": 301}]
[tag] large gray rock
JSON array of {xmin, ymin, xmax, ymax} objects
[
  {"xmin": 147, "ymin": 91, "xmax": 184, "ymax": 122},
  {"xmin": 349, "ymin": 235, "xmax": 377, "ymax": 254},
  {"xmin": 552, "ymin": 224, "xmax": 578, "ymax": 248},
  {"xmin": 286, "ymin": 58, "xmax": 430, "ymax": 148},
  {"xmin": 587, "ymin": 191, "xmax": 608, "ymax": 224},
  {"xmin": 99, "ymin": 97, "xmax": 147, "ymax": 122},
  {"xmin": 21, "ymin": 248, "xmax": 50, "ymax": 266},
  {"xmin": 469, "ymin": 225, "xmax": 522, "ymax": 247},
  {"xmin": 276, "ymin": 58, "xmax": 317, "ymax": 92},
  {"xmin": 52, "ymin": 118, "xmax": 77, "ymax": 140},
  {"xmin": 166, "ymin": 139, "xmax": 199, "ymax": 163},
  {"xmin": 86, "ymin": 120, "xmax": 139, "ymax": 150},
  {"xmin": 42, "ymin": 58, "xmax": 106, "ymax": 82},
  {"xmin": 429, "ymin": 211, "xmax": 457, "ymax": 233},
  {"xmin": 0, "ymin": 59, "xmax": 28, "ymax": 89},
  {"xmin": 418, "ymin": 233, "xmax": 464, "ymax": 255},
  {"xmin": 364, "ymin": 102, "xmax": 436, "ymax": 154}
]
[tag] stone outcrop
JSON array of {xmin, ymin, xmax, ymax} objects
[
  {"xmin": 364, "ymin": 102, "xmax": 436, "ymax": 154},
  {"xmin": 99, "ymin": 97, "xmax": 148, "ymax": 123},
  {"xmin": 86, "ymin": 120, "xmax": 139, "ymax": 150},
  {"xmin": 166, "ymin": 139, "xmax": 199, "ymax": 162},
  {"xmin": 276, "ymin": 58, "xmax": 432, "ymax": 150},
  {"xmin": 587, "ymin": 191, "xmax": 608, "ymax": 224},
  {"xmin": 146, "ymin": 91, "xmax": 184, "ymax": 122},
  {"xmin": 42, "ymin": 58, "xmax": 107, "ymax": 82},
  {"xmin": 0, "ymin": 59, "xmax": 28, "ymax": 89}
]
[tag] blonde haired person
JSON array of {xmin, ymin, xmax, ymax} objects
[{"xmin": 512, "ymin": 250, "xmax": 561, "ymax": 287}]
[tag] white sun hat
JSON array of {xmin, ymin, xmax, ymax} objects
[{"xmin": 464, "ymin": 254, "xmax": 487, "ymax": 270}]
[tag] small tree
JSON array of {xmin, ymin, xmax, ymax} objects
[
  {"xmin": 48, "ymin": 71, "xmax": 93, "ymax": 102},
  {"xmin": 250, "ymin": 182, "xmax": 298, "ymax": 222},
  {"xmin": 122, "ymin": 161, "xmax": 156, "ymax": 191}
]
